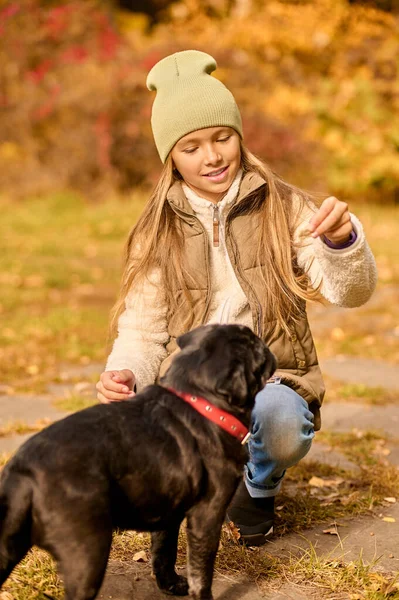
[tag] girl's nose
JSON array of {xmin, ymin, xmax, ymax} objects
[{"xmin": 204, "ymin": 146, "xmax": 222, "ymax": 164}]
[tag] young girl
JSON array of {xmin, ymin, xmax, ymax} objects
[{"xmin": 96, "ymin": 50, "xmax": 377, "ymax": 546}]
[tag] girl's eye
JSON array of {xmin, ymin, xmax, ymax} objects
[
  {"xmin": 218, "ymin": 136, "xmax": 231, "ymax": 142},
  {"xmin": 183, "ymin": 148, "xmax": 197, "ymax": 154}
]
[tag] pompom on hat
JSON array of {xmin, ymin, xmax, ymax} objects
[{"xmin": 146, "ymin": 50, "xmax": 243, "ymax": 163}]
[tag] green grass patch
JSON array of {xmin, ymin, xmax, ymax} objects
[
  {"xmin": 324, "ymin": 376, "xmax": 399, "ymax": 406},
  {"xmin": 0, "ymin": 419, "xmax": 51, "ymax": 438},
  {"xmin": 1, "ymin": 548, "xmax": 62, "ymax": 600},
  {"xmin": 6, "ymin": 529, "xmax": 398, "ymax": 600},
  {"xmin": 0, "ymin": 191, "xmax": 145, "ymax": 389},
  {"xmin": 52, "ymin": 394, "xmax": 97, "ymax": 412},
  {"xmin": 0, "ymin": 452, "xmax": 12, "ymax": 468},
  {"xmin": 353, "ymin": 203, "xmax": 399, "ymax": 285}
]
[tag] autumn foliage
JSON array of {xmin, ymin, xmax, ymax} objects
[{"xmin": 0, "ymin": 0, "xmax": 398, "ymax": 201}]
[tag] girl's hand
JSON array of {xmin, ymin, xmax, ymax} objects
[
  {"xmin": 96, "ymin": 369, "xmax": 136, "ymax": 404},
  {"xmin": 309, "ymin": 196, "xmax": 353, "ymax": 245}
]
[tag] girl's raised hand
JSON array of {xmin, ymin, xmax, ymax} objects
[
  {"xmin": 96, "ymin": 369, "xmax": 136, "ymax": 403},
  {"xmin": 308, "ymin": 196, "xmax": 353, "ymax": 245}
]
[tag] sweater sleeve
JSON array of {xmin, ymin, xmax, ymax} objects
[
  {"xmin": 105, "ymin": 269, "xmax": 170, "ymax": 391},
  {"xmin": 292, "ymin": 198, "xmax": 378, "ymax": 307}
]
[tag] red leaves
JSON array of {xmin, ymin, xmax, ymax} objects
[
  {"xmin": 94, "ymin": 113, "xmax": 112, "ymax": 170},
  {"xmin": 60, "ymin": 46, "xmax": 89, "ymax": 65},
  {"xmin": 32, "ymin": 84, "xmax": 61, "ymax": 121},
  {"xmin": 26, "ymin": 59, "xmax": 54, "ymax": 84},
  {"xmin": 45, "ymin": 4, "xmax": 73, "ymax": 40},
  {"xmin": 0, "ymin": 2, "xmax": 21, "ymax": 35}
]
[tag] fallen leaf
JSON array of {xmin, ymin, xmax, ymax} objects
[
  {"xmin": 382, "ymin": 517, "xmax": 396, "ymax": 523},
  {"xmin": 323, "ymin": 527, "xmax": 339, "ymax": 535},
  {"xmin": 384, "ymin": 497, "xmax": 396, "ymax": 503},
  {"xmin": 224, "ymin": 521, "xmax": 241, "ymax": 542},
  {"xmin": 373, "ymin": 447, "xmax": 391, "ymax": 456},
  {"xmin": 308, "ymin": 476, "xmax": 344, "ymax": 488},
  {"xmin": 133, "ymin": 551, "xmax": 148, "ymax": 562}
]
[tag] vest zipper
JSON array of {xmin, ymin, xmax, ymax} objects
[{"xmin": 212, "ymin": 205, "xmax": 220, "ymax": 248}]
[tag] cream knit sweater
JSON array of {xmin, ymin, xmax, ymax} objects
[{"xmin": 106, "ymin": 169, "xmax": 377, "ymax": 390}]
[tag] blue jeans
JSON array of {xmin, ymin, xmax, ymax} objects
[{"xmin": 245, "ymin": 382, "xmax": 315, "ymax": 498}]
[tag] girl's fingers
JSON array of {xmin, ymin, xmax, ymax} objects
[
  {"xmin": 323, "ymin": 222, "xmax": 352, "ymax": 242},
  {"xmin": 309, "ymin": 196, "xmax": 337, "ymax": 231},
  {"xmin": 96, "ymin": 381, "xmax": 134, "ymax": 401},
  {"xmin": 100, "ymin": 373, "xmax": 132, "ymax": 394},
  {"xmin": 97, "ymin": 392, "xmax": 110, "ymax": 404},
  {"xmin": 312, "ymin": 213, "xmax": 352, "ymax": 238},
  {"xmin": 310, "ymin": 201, "xmax": 350, "ymax": 238}
]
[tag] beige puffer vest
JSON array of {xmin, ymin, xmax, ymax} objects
[{"xmin": 159, "ymin": 171, "xmax": 324, "ymax": 430}]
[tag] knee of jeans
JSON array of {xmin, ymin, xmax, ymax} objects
[{"xmin": 251, "ymin": 386, "xmax": 315, "ymax": 465}]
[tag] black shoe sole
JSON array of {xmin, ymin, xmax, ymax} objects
[
  {"xmin": 225, "ymin": 514, "xmax": 274, "ymax": 547},
  {"xmin": 239, "ymin": 525, "xmax": 274, "ymax": 546}
]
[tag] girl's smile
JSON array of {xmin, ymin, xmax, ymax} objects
[
  {"xmin": 171, "ymin": 126, "xmax": 241, "ymax": 203},
  {"xmin": 202, "ymin": 165, "xmax": 230, "ymax": 181}
]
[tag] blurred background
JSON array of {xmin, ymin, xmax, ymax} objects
[{"xmin": 0, "ymin": 0, "xmax": 398, "ymax": 391}]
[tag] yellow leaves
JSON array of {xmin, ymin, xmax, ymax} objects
[
  {"xmin": 309, "ymin": 476, "xmax": 344, "ymax": 488},
  {"xmin": 0, "ymin": 142, "xmax": 22, "ymax": 161},
  {"xmin": 224, "ymin": 520, "xmax": 241, "ymax": 543},
  {"xmin": 323, "ymin": 524, "xmax": 339, "ymax": 535},
  {"xmin": 264, "ymin": 85, "xmax": 311, "ymax": 120},
  {"xmin": 382, "ymin": 517, "xmax": 396, "ymax": 523},
  {"xmin": 2, "ymin": 328, "xmax": 16, "ymax": 340},
  {"xmin": 116, "ymin": 10, "xmax": 149, "ymax": 34},
  {"xmin": 132, "ymin": 550, "xmax": 148, "ymax": 562}
]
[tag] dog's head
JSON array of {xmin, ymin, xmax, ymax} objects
[{"xmin": 161, "ymin": 324, "xmax": 276, "ymax": 414}]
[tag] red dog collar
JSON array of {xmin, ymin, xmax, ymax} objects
[{"xmin": 166, "ymin": 387, "xmax": 251, "ymax": 445}]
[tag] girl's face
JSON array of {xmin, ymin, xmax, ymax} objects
[{"xmin": 170, "ymin": 126, "xmax": 241, "ymax": 203}]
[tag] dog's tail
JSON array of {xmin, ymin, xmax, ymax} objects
[{"xmin": 0, "ymin": 463, "xmax": 33, "ymax": 588}]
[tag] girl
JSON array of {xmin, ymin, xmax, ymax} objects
[{"xmin": 96, "ymin": 50, "xmax": 377, "ymax": 546}]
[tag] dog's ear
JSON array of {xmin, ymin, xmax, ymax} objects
[
  {"xmin": 177, "ymin": 325, "xmax": 218, "ymax": 350},
  {"xmin": 176, "ymin": 330, "xmax": 194, "ymax": 350},
  {"xmin": 215, "ymin": 362, "xmax": 252, "ymax": 408}
]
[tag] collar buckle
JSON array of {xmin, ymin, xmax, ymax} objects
[{"xmin": 241, "ymin": 432, "xmax": 251, "ymax": 445}]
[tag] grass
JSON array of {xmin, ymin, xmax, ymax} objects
[
  {"xmin": 352, "ymin": 203, "xmax": 399, "ymax": 286},
  {"xmin": 4, "ymin": 530, "xmax": 399, "ymax": 600},
  {"xmin": 323, "ymin": 376, "xmax": 399, "ymax": 406},
  {"xmin": 0, "ymin": 419, "xmax": 52, "ymax": 438},
  {"xmin": 0, "ymin": 452, "xmax": 12, "ymax": 467},
  {"xmin": 52, "ymin": 394, "xmax": 97, "ymax": 412},
  {"xmin": 0, "ymin": 191, "xmax": 145, "ymax": 390}
]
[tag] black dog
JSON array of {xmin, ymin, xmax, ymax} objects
[{"xmin": 0, "ymin": 324, "xmax": 276, "ymax": 600}]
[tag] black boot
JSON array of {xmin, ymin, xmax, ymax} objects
[{"xmin": 226, "ymin": 480, "xmax": 274, "ymax": 546}]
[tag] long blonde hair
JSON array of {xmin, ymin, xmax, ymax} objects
[{"xmin": 108, "ymin": 143, "xmax": 324, "ymax": 344}]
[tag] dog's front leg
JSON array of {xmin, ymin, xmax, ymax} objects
[
  {"xmin": 151, "ymin": 522, "xmax": 189, "ymax": 596},
  {"xmin": 185, "ymin": 505, "xmax": 225, "ymax": 600}
]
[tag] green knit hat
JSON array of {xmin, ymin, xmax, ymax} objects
[{"xmin": 146, "ymin": 50, "xmax": 243, "ymax": 163}]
